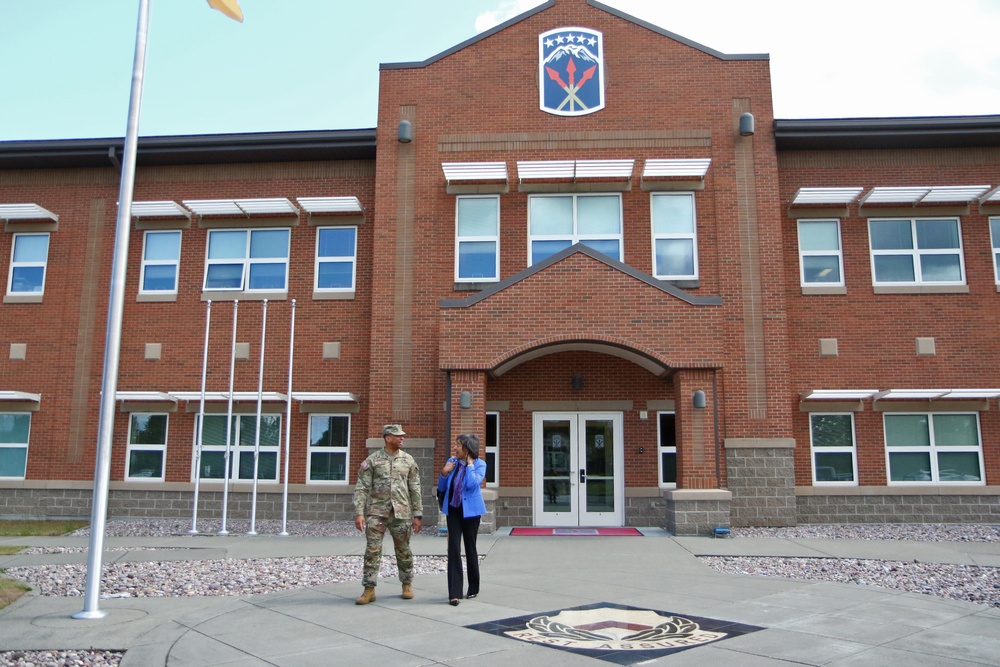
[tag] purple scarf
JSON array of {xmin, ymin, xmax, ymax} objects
[{"xmin": 449, "ymin": 462, "xmax": 465, "ymax": 509}]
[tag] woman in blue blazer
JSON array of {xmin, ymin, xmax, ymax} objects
[{"xmin": 438, "ymin": 433, "xmax": 487, "ymax": 606}]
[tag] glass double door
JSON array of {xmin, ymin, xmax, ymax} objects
[{"xmin": 533, "ymin": 412, "xmax": 624, "ymax": 526}]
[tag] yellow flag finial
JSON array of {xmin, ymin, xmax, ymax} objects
[{"xmin": 207, "ymin": 0, "xmax": 244, "ymax": 22}]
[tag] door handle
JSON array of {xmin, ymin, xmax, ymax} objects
[{"xmin": 579, "ymin": 469, "xmax": 586, "ymax": 483}]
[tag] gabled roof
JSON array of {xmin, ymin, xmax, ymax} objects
[
  {"xmin": 440, "ymin": 243, "xmax": 722, "ymax": 309},
  {"xmin": 381, "ymin": 0, "xmax": 767, "ymax": 71}
]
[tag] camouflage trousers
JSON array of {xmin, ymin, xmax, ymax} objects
[{"xmin": 362, "ymin": 512, "xmax": 414, "ymax": 588}]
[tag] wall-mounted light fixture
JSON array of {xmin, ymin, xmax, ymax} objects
[
  {"xmin": 459, "ymin": 390, "xmax": 472, "ymax": 409},
  {"xmin": 398, "ymin": 119, "xmax": 413, "ymax": 143},
  {"xmin": 692, "ymin": 389, "xmax": 707, "ymax": 409},
  {"xmin": 571, "ymin": 374, "xmax": 584, "ymax": 391},
  {"xmin": 739, "ymin": 112, "xmax": 755, "ymax": 136}
]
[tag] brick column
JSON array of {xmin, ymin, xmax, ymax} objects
[
  {"xmin": 448, "ymin": 370, "xmax": 487, "ymax": 443},
  {"xmin": 673, "ymin": 369, "xmax": 719, "ymax": 490}
]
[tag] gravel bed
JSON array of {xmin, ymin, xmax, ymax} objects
[{"xmin": 4, "ymin": 521, "xmax": 999, "ymax": 667}]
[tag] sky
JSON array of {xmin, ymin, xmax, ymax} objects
[{"xmin": 1, "ymin": 0, "xmax": 999, "ymax": 142}]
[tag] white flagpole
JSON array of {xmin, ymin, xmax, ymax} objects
[
  {"xmin": 189, "ymin": 300, "xmax": 212, "ymax": 534},
  {"xmin": 219, "ymin": 300, "xmax": 238, "ymax": 535},
  {"xmin": 279, "ymin": 299, "xmax": 296, "ymax": 536},
  {"xmin": 74, "ymin": 0, "xmax": 151, "ymax": 621},
  {"xmin": 248, "ymin": 299, "xmax": 267, "ymax": 535}
]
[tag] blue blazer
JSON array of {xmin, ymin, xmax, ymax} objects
[{"xmin": 438, "ymin": 458, "xmax": 487, "ymax": 518}]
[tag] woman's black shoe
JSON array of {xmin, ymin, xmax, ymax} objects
[
  {"xmin": 449, "ymin": 598, "xmax": 460, "ymax": 606},
  {"xmin": 466, "ymin": 593, "xmax": 477, "ymax": 599}
]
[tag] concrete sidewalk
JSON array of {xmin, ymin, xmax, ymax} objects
[{"xmin": 1, "ymin": 529, "xmax": 999, "ymax": 666}]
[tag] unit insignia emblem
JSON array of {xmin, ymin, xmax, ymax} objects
[{"xmin": 539, "ymin": 27, "xmax": 605, "ymax": 116}]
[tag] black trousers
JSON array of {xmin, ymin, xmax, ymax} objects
[{"xmin": 446, "ymin": 509, "xmax": 481, "ymax": 600}]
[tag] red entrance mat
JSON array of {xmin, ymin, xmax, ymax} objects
[{"xmin": 510, "ymin": 527, "xmax": 642, "ymax": 536}]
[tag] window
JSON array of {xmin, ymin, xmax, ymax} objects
[
  {"xmin": 884, "ymin": 412, "xmax": 984, "ymax": 484},
  {"xmin": 7, "ymin": 233, "xmax": 49, "ymax": 294},
  {"xmin": 0, "ymin": 413, "xmax": 30, "ymax": 479},
  {"xmin": 798, "ymin": 219, "xmax": 844, "ymax": 286},
  {"xmin": 657, "ymin": 411, "xmax": 676, "ymax": 487},
  {"xmin": 126, "ymin": 413, "xmax": 167, "ymax": 480},
  {"xmin": 651, "ymin": 193, "xmax": 697, "ymax": 280},
  {"xmin": 140, "ymin": 231, "xmax": 181, "ymax": 293},
  {"xmin": 528, "ymin": 194, "xmax": 622, "ymax": 264},
  {"xmin": 455, "ymin": 196, "xmax": 499, "ymax": 282},
  {"xmin": 869, "ymin": 218, "xmax": 964, "ymax": 285},
  {"xmin": 484, "ymin": 412, "xmax": 499, "ymax": 486},
  {"xmin": 204, "ymin": 229, "xmax": 290, "ymax": 292},
  {"xmin": 989, "ymin": 217, "xmax": 1000, "ymax": 284},
  {"xmin": 315, "ymin": 226, "xmax": 357, "ymax": 292},
  {"xmin": 307, "ymin": 414, "xmax": 350, "ymax": 483},
  {"xmin": 809, "ymin": 413, "xmax": 856, "ymax": 483},
  {"xmin": 196, "ymin": 414, "xmax": 281, "ymax": 481}
]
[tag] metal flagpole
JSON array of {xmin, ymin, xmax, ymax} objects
[
  {"xmin": 248, "ymin": 299, "xmax": 267, "ymax": 536},
  {"xmin": 279, "ymin": 299, "xmax": 296, "ymax": 536},
  {"xmin": 189, "ymin": 300, "xmax": 212, "ymax": 534},
  {"xmin": 219, "ymin": 300, "xmax": 238, "ymax": 535},
  {"xmin": 74, "ymin": 0, "xmax": 152, "ymax": 621}
]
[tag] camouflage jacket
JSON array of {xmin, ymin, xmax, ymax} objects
[{"xmin": 352, "ymin": 448, "xmax": 423, "ymax": 520}]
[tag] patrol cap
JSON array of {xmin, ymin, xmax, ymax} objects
[{"xmin": 382, "ymin": 424, "xmax": 407, "ymax": 437}]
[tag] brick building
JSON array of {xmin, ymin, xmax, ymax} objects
[{"xmin": 1, "ymin": 0, "xmax": 998, "ymax": 533}]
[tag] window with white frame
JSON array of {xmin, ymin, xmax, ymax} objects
[
  {"xmin": 197, "ymin": 414, "xmax": 281, "ymax": 481},
  {"xmin": 140, "ymin": 231, "xmax": 181, "ymax": 293},
  {"xmin": 798, "ymin": 219, "xmax": 844, "ymax": 286},
  {"xmin": 126, "ymin": 413, "xmax": 167, "ymax": 480},
  {"xmin": 884, "ymin": 412, "xmax": 984, "ymax": 484},
  {"xmin": 315, "ymin": 226, "xmax": 357, "ymax": 292},
  {"xmin": 456, "ymin": 196, "xmax": 499, "ymax": 282},
  {"xmin": 0, "ymin": 413, "xmax": 30, "ymax": 479},
  {"xmin": 528, "ymin": 194, "xmax": 622, "ymax": 265},
  {"xmin": 651, "ymin": 193, "xmax": 697, "ymax": 280},
  {"xmin": 868, "ymin": 218, "xmax": 965, "ymax": 285},
  {"xmin": 203, "ymin": 228, "xmax": 290, "ymax": 292},
  {"xmin": 657, "ymin": 411, "xmax": 676, "ymax": 487},
  {"xmin": 989, "ymin": 217, "xmax": 1000, "ymax": 283},
  {"xmin": 307, "ymin": 414, "xmax": 350, "ymax": 483},
  {"xmin": 7, "ymin": 233, "xmax": 49, "ymax": 295},
  {"xmin": 484, "ymin": 412, "xmax": 499, "ymax": 486},
  {"xmin": 809, "ymin": 413, "xmax": 857, "ymax": 483}
]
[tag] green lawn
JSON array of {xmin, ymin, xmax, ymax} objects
[{"xmin": 0, "ymin": 519, "xmax": 89, "ymax": 609}]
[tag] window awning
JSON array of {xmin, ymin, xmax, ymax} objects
[
  {"xmin": 791, "ymin": 187, "xmax": 863, "ymax": 206},
  {"xmin": 115, "ymin": 391, "xmax": 177, "ymax": 403},
  {"xmin": 860, "ymin": 185, "xmax": 991, "ymax": 206},
  {"xmin": 442, "ymin": 162, "xmax": 508, "ymax": 184},
  {"xmin": 182, "ymin": 198, "xmax": 300, "ymax": 217},
  {"xmin": 128, "ymin": 201, "xmax": 191, "ymax": 219},
  {"xmin": 802, "ymin": 388, "xmax": 1000, "ymax": 402},
  {"xmin": 800, "ymin": 390, "xmax": 879, "ymax": 401},
  {"xmin": 641, "ymin": 158, "xmax": 711, "ymax": 180},
  {"xmin": 980, "ymin": 186, "xmax": 1000, "ymax": 206},
  {"xmin": 0, "ymin": 391, "xmax": 41, "ymax": 403},
  {"xmin": 296, "ymin": 196, "xmax": 363, "ymax": 214},
  {"xmin": 0, "ymin": 203, "xmax": 58, "ymax": 223},
  {"xmin": 291, "ymin": 392, "xmax": 358, "ymax": 403},
  {"xmin": 517, "ymin": 159, "xmax": 634, "ymax": 181},
  {"xmin": 875, "ymin": 389, "xmax": 1000, "ymax": 401},
  {"xmin": 168, "ymin": 391, "xmax": 289, "ymax": 402}
]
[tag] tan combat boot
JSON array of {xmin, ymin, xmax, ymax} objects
[
  {"xmin": 355, "ymin": 587, "xmax": 376, "ymax": 605},
  {"xmin": 401, "ymin": 583, "xmax": 414, "ymax": 599}
]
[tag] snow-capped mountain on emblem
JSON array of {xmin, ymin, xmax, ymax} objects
[{"xmin": 538, "ymin": 27, "xmax": 605, "ymax": 117}]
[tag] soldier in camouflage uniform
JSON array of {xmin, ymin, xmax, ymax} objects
[{"xmin": 352, "ymin": 424, "xmax": 423, "ymax": 604}]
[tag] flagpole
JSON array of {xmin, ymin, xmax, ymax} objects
[{"xmin": 74, "ymin": 0, "xmax": 152, "ymax": 620}]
